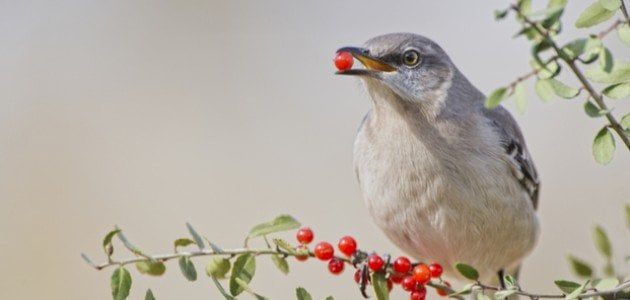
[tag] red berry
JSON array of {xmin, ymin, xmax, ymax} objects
[
  {"xmin": 367, "ymin": 254, "xmax": 385, "ymax": 271},
  {"xmin": 295, "ymin": 245, "xmax": 309, "ymax": 261},
  {"xmin": 337, "ymin": 236, "xmax": 357, "ymax": 257},
  {"xmin": 428, "ymin": 263, "xmax": 443, "ymax": 278},
  {"xmin": 393, "ymin": 256, "xmax": 412, "ymax": 274},
  {"xmin": 387, "ymin": 278, "xmax": 393, "ymax": 291},
  {"xmin": 390, "ymin": 274, "xmax": 404, "ymax": 284},
  {"xmin": 296, "ymin": 227, "xmax": 314, "ymax": 244},
  {"xmin": 328, "ymin": 258, "xmax": 345, "ymax": 275},
  {"xmin": 413, "ymin": 264, "xmax": 431, "ymax": 284},
  {"xmin": 354, "ymin": 269, "xmax": 370, "ymax": 284},
  {"xmin": 334, "ymin": 51, "xmax": 354, "ymax": 71},
  {"xmin": 401, "ymin": 276, "xmax": 417, "ymax": 292},
  {"xmin": 314, "ymin": 242, "xmax": 334, "ymax": 260},
  {"xmin": 410, "ymin": 287, "xmax": 427, "ymax": 300},
  {"xmin": 436, "ymin": 281, "xmax": 451, "ymax": 297}
]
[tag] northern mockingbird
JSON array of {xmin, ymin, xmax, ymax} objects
[{"xmin": 336, "ymin": 33, "xmax": 540, "ymax": 283}]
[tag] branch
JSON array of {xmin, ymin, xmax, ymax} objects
[{"xmin": 478, "ymin": 280, "xmax": 630, "ymax": 299}]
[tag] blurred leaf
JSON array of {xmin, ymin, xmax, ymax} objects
[
  {"xmin": 325, "ymin": 297, "xmax": 335, "ymax": 300},
  {"xmin": 270, "ymin": 255, "xmax": 289, "ymax": 275},
  {"xmin": 603, "ymin": 82, "xmax": 630, "ymax": 99},
  {"xmin": 535, "ymin": 79, "xmax": 556, "ymax": 102},
  {"xmin": 517, "ymin": 26, "xmax": 543, "ymax": 42},
  {"xmin": 593, "ymin": 225, "xmax": 612, "ymax": 258},
  {"xmin": 295, "ymin": 287, "xmax": 313, "ymax": 300},
  {"xmin": 485, "ymin": 87, "xmax": 508, "ymax": 109},
  {"xmin": 186, "ymin": 223, "xmax": 205, "ymax": 250},
  {"xmin": 103, "ymin": 229, "xmax": 121, "ymax": 257},
  {"xmin": 234, "ymin": 278, "xmax": 268, "ymax": 300},
  {"xmin": 618, "ymin": 25, "xmax": 630, "ymax": 46},
  {"xmin": 273, "ymin": 238, "xmax": 298, "ymax": 255},
  {"xmin": 531, "ymin": 59, "xmax": 560, "ymax": 79},
  {"xmin": 565, "ymin": 280, "xmax": 589, "ymax": 300},
  {"xmin": 173, "ymin": 238, "xmax": 195, "ymax": 251},
  {"xmin": 455, "ymin": 263, "xmax": 479, "ymax": 280},
  {"xmin": 592, "ymin": 277, "xmax": 619, "ymax": 290},
  {"xmin": 593, "ymin": 127, "xmax": 616, "ymax": 165},
  {"xmin": 554, "ymin": 280, "xmax": 581, "ymax": 293},
  {"xmin": 599, "ymin": 0, "xmax": 621, "ymax": 11},
  {"xmin": 371, "ymin": 272, "xmax": 390, "ymax": 300},
  {"xmin": 603, "ymin": 261, "xmax": 614, "ymax": 277},
  {"xmin": 494, "ymin": 290, "xmax": 516, "ymax": 299},
  {"xmin": 117, "ymin": 230, "xmax": 146, "ymax": 257},
  {"xmin": 567, "ymin": 255, "xmax": 594, "ymax": 277},
  {"xmin": 586, "ymin": 61, "xmax": 630, "ymax": 84},
  {"xmin": 575, "ymin": 1, "xmax": 616, "ymax": 28},
  {"xmin": 584, "ymin": 101, "xmax": 607, "ymax": 117},
  {"xmin": 548, "ymin": 78, "xmax": 580, "ymax": 99},
  {"xmin": 111, "ymin": 267, "xmax": 132, "ymax": 300},
  {"xmin": 531, "ymin": 40, "xmax": 553, "ymax": 69},
  {"xmin": 503, "ymin": 274, "xmax": 517, "ymax": 289},
  {"xmin": 514, "ymin": 82, "xmax": 527, "ymax": 114},
  {"xmin": 81, "ymin": 253, "xmax": 96, "ymax": 267},
  {"xmin": 599, "ymin": 47, "xmax": 614, "ymax": 72},
  {"xmin": 136, "ymin": 260, "xmax": 166, "ymax": 276},
  {"xmin": 477, "ymin": 294, "xmax": 491, "ymax": 300},
  {"xmin": 518, "ymin": 0, "xmax": 533, "ymax": 16},
  {"xmin": 229, "ymin": 253, "xmax": 256, "ymax": 296},
  {"xmin": 246, "ymin": 215, "xmax": 301, "ymax": 244},
  {"xmin": 495, "ymin": 9, "xmax": 509, "ymax": 20},
  {"xmin": 621, "ymin": 114, "xmax": 630, "ymax": 129},
  {"xmin": 561, "ymin": 38, "xmax": 600, "ymax": 60},
  {"xmin": 206, "ymin": 257, "xmax": 231, "ymax": 279},
  {"xmin": 145, "ymin": 289, "xmax": 155, "ymax": 300},
  {"xmin": 178, "ymin": 256, "xmax": 197, "ymax": 281}
]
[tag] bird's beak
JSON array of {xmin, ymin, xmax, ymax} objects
[{"xmin": 335, "ymin": 47, "xmax": 396, "ymax": 76}]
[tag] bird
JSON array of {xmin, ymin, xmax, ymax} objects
[{"xmin": 336, "ymin": 33, "xmax": 540, "ymax": 284}]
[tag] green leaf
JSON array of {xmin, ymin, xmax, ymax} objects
[
  {"xmin": 206, "ymin": 257, "xmax": 231, "ymax": 279},
  {"xmin": 270, "ymin": 255, "xmax": 289, "ymax": 275},
  {"xmin": 186, "ymin": 223, "xmax": 205, "ymax": 250},
  {"xmin": 531, "ymin": 59, "xmax": 560, "ymax": 79},
  {"xmin": 450, "ymin": 283, "xmax": 475, "ymax": 296},
  {"xmin": 234, "ymin": 277, "xmax": 268, "ymax": 300},
  {"xmin": 325, "ymin": 297, "xmax": 335, "ymax": 300},
  {"xmin": 593, "ymin": 225, "xmax": 612, "ymax": 258},
  {"xmin": 273, "ymin": 238, "xmax": 298, "ymax": 255},
  {"xmin": 136, "ymin": 260, "xmax": 166, "ymax": 276},
  {"xmin": 584, "ymin": 101, "xmax": 607, "ymax": 117},
  {"xmin": 229, "ymin": 253, "xmax": 256, "ymax": 296},
  {"xmin": 494, "ymin": 290, "xmax": 516, "ymax": 299},
  {"xmin": 603, "ymin": 82, "xmax": 630, "ymax": 99},
  {"xmin": 246, "ymin": 215, "xmax": 301, "ymax": 243},
  {"xmin": 586, "ymin": 61, "xmax": 630, "ymax": 84},
  {"xmin": 567, "ymin": 255, "xmax": 594, "ymax": 277},
  {"xmin": 174, "ymin": 238, "xmax": 195, "ymax": 250},
  {"xmin": 485, "ymin": 87, "xmax": 508, "ymax": 109},
  {"xmin": 592, "ymin": 277, "xmax": 619, "ymax": 290},
  {"xmin": 178, "ymin": 256, "xmax": 197, "ymax": 281},
  {"xmin": 548, "ymin": 78, "xmax": 580, "ymax": 99},
  {"xmin": 295, "ymin": 287, "xmax": 313, "ymax": 300},
  {"xmin": 371, "ymin": 272, "xmax": 390, "ymax": 300},
  {"xmin": 514, "ymin": 82, "xmax": 527, "ymax": 114},
  {"xmin": 599, "ymin": 0, "xmax": 621, "ymax": 11},
  {"xmin": 535, "ymin": 79, "xmax": 556, "ymax": 102},
  {"xmin": 81, "ymin": 253, "xmax": 96, "ymax": 267},
  {"xmin": 593, "ymin": 127, "xmax": 616, "ymax": 165},
  {"xmin": 145, "ymin": 289, "xmax": 155, "ymax": 300},
  {"xmin": 575, "ymin": 1, "xmax": 616, "ymax": 28},
  {"xmin": 103, "ymin": 229, "xmax": 121, "ymax": 257},
  {"xmin": 495, "ymin": 9, "xmax": 509, "ymax": 20},
  {"xmin": 211, "ymin": 276, "xmax": 237, "ymax": 300},
  {"xmin": 599, "ymin": 47, "xmax": 614, "ymax": 72},
  {"xmin": 618, "ymin": 25, "xmax": 630, "ymax": 46},
  {"xmin": 455, "ymin": 263, "xmax": 479, "ymax": 280},
  {"xmin": 554, "ymin": 280, "xmax": 581, "ymax": 293},
  {"xmin": 503, "ymin": 274, "xmax": 517, "ymax": 289},
  {"xmin": 561, "ymin": 38, "xmax": 600, "ymax": 60},
  {"xmin": 477, "ymin": 294, "xmax": 491, "ymax": 300},
  {"xmin": 117, "ymin": 230, "xmax": 145, "ymax": 257},
  {"xmin": 111, "ymin": 267, "xmax": 132, "ymax": 300},
  {"xmin": 621, "ymin": 114, "xmax": 630, "ymax": 129},
  {"xmin": 565, "ymin": 280, "xmax": 589, "ymax": 300}
]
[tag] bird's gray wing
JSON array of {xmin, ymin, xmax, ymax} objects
[{"xmin": 484, "ymin": 107, "xmax": 540, "ymax": 209}]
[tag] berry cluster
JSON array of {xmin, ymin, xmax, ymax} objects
[{"xmin": 294, "ymin": 227, "xmax": 451, "ymax": 300}]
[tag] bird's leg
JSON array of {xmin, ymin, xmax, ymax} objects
[
  {"xmin": 498, "ymin": 269, "xmax": 506, "ymax": 289},
  {"xmin": 359, "ymin": 264, "xmax": 370, "ymax": 298}
]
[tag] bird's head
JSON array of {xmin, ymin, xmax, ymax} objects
[{"xmin": 336, "ymin": 33, "xmax": 456, "ymax": 104}]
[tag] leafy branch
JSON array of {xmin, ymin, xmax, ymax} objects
[{"xmin": 488, "ymin": 0, "xmax": 630, "ymax": 164}]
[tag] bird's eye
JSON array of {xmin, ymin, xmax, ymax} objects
[{"xmin": 402, "ymin": 50, "xmax": 420, "ymax": 66}]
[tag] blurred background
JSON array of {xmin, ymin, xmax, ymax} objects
[{"xmin": 1, "ymin": 0, "xmax": 629, "ymax": 299}]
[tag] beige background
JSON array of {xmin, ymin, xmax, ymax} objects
[{"xmin": 1, "ymin": 1, "xmax": 629, "ymax": 299}]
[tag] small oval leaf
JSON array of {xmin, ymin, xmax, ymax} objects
[
  {"xmin": 575, "ymin": 2, "xmax": 616, "ymax": 28},
  {"xmin": 603, "ymin": 82, "xmax": 630, "ymax": 99},
  {"xmin": 593, "ymin": 225, "xmax": 612, "ymax": 258},
  {"xmin": 270, "ymin": 255, "xmax": 289, "ymax": 275},
  {"xmin": 371, "ymin": 272, "xmax": 390, "ymax": 300},
  {"xmin": 599, "ymin": 0, "xmax": 621, "ymax": 11},
  {"xmin": 111, "ymin": 267, "xmax": 132, "ymax": 300},
  {"xmin": 554, "ymin": 280, "xmax": 581, "ymax": 293},
  {"xmin": 618, "ymin": 24, "xmax": 630, "ymax": 46},
  {"xmin": 145, "ymin": 289, "xmax": 156, "ymax": 300},
  {"xmin": 246, "ymin": 215, "xmax": 301, "ymax": 242},
  {"xmin": 548, "ymin": 78, "xmax": 580, "ymax": 99},
  {"xmin": 535, "ymin": 79, "xmax": 556, "ymax": 102},
  {"xmin": 229, "ymin": 253, "xmax": 257, "ymax": 296},
  {"xmin": 514, "ymin": 82, "xmax": 527, "ymax": 114},
  {"xmin": 455, "ymin": 263, "xmax": 479, "ymax": 280},
  {"xmin": 136, "ymin": 260, "xmax": 166, "ymax": 276},
  {"xmin": 186, "ymin": 223, "xmax": 205, "ymax": 250},
  {"xmin": 586, "ymin": 61, "xmax": 630, "ymax": 84},
  {"xmin": 295, "ymin": 287, "xmax": 313, "ymax": 300},
  {"xmin": 593, "ymin": 127, "xmax": 616, "ymax": 165},
  {"xmin": 567, "ymin": 255, "xmax": 594, "ymax": 277},
  {"xmin": 179, "ymin": 256, "xmax": 198, "ymax": 281},
  {"xmin": 206, "ymin": 257, "xmax": 231, "ymax": 279},
  {"xmin": 103, "ymin": 229, "xmax": 121, "ymax": 257},
  {"xmin": 174, "ymin": 238, "xmax": 195, "ymax": 250},
  {"xmin": 485, "ymin": 87, "xmax": 508, "ymax": 109}
]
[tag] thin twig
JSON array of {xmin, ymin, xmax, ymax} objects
[
  {"xmin": 621, "ymin": 0, "xmax": 630, "ymax": 23},
  {"xmin": 478, "ymin": 280, "xmax": 630, "ymax": 299}
]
